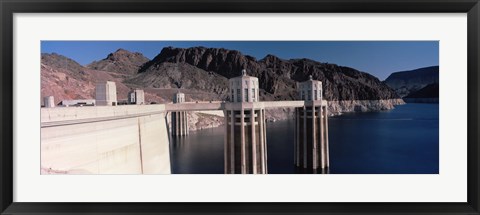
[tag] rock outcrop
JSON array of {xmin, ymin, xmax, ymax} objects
[
  {"xmin": 166, "ymin": 111, "xmax": 225, "ymax": 131},
  {"xmin": 328, "ymin": 99, "xmax": 405, "ymax": 113},
  {"xmin": 188, "ymin": 112, "xmax": 225, "ymax": 131},
  {"xmin": 87, "ymin": 48, "xmax": 150, "ymax": 76}
]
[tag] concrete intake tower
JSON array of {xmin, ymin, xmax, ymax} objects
[
  {"xmin": 171, "ymin": 91, "xmax": 189, "ymax": 136},
  {"xmin": 224, "ymin": 69, "xmax": 267, "ymax": 174},
  {"xmin": 295, "ymin": 75, "xmax": 329, "ymax": 173}
]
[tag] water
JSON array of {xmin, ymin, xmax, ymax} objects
[{"xmin": 170, "ymin": 103, "xmax": 439, "ymax": 174}]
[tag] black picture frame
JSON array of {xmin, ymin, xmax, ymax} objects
[{"xmin": 1, "ymin": 0, "xmax": 479, "ymax": 214}]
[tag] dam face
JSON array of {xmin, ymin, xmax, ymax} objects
[{"xmin": 41, "ymin": 105, "xmax": 171, "ymax": 174}]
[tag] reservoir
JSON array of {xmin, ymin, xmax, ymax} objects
[{"xmin": 170, "ymin": 103, "xmax": 439, "ymax": 174}]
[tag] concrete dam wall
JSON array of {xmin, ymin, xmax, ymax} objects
[{"xmin": 41, "ymin": 105, "xmax": 171, "ymax": 174}]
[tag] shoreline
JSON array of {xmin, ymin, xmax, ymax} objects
[{"xmin": 188, "ymin": 99, "xmax": 406, "ymax": 131}]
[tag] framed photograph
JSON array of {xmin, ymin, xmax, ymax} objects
[{"xmin": 1, "ymin": 0, "xmax": 479, "ymax": 214}]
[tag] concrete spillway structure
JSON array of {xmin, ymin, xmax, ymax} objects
[
  {"xmin": 224, "ymin": 69, "xmax": 267, "ymax": 174},
  {"xmin": 294, "ymin": 75, "xmax": 329, "ymax": 172},
  {"xmin": 171, "ymin": 91, "xmax": 189, "ymax": 136}
]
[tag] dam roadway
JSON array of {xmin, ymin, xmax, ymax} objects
[{"xmin": 163, "ymin": 100, "xmax": 326, "ymax": 111}]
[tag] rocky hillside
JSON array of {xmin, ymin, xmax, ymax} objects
[
  {"xmin": 138, "ymin": 46, "xmax": 400, "ymax": 102},
  {"xmin": 384, "ymin": 66, "xmax": 439, "ymax": 98},
  {"xmin": 41, "ymin": 53, "xmax": 162, "ymax": 106},
  {"xmin": 41, "ymin": 53, "xmax": 86, "ymax": 79},
  {"xmin": 125, "ymin": 62, "xmax": 229, "ymax": 101},
  {"xmin": 87, "ymin": 48, "xmax": 149, "ymax": 77}
]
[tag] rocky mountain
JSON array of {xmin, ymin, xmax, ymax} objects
[
  {"xmin": 87, "ymin": 48, "xmax": 149, "ymax": 76},
  {"xmin": 384, "ymin": 66, "xmax": 439, "ymax": 98},
  {"xmin": 138, "ymin": 46, "xmax": 400, "ymax": 102},
  {"xmin": 403, "ymin": 83, "xmax": 439, "ymax": 103}
]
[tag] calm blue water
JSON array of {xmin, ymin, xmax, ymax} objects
[{"xmin": 170, "ymin": 103, "xmax": 439, "ymax": 174}]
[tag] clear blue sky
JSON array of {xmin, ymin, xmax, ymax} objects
[{"xmin": 41, "ymin": 41, "xmax": 438, "ymax": 80}]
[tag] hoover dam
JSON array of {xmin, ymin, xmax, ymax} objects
[{"xmin": 41, "ymin": 72, "xmax": 330, "ymax": 174}]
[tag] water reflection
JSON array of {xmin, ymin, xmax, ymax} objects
[
  {"xmin": 294, "ymin": 167, "xmax": 330, "ymax": 174},
  {"xmin": 170, "ymin": 127, "xmax": 224, "ymax": 174}
]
